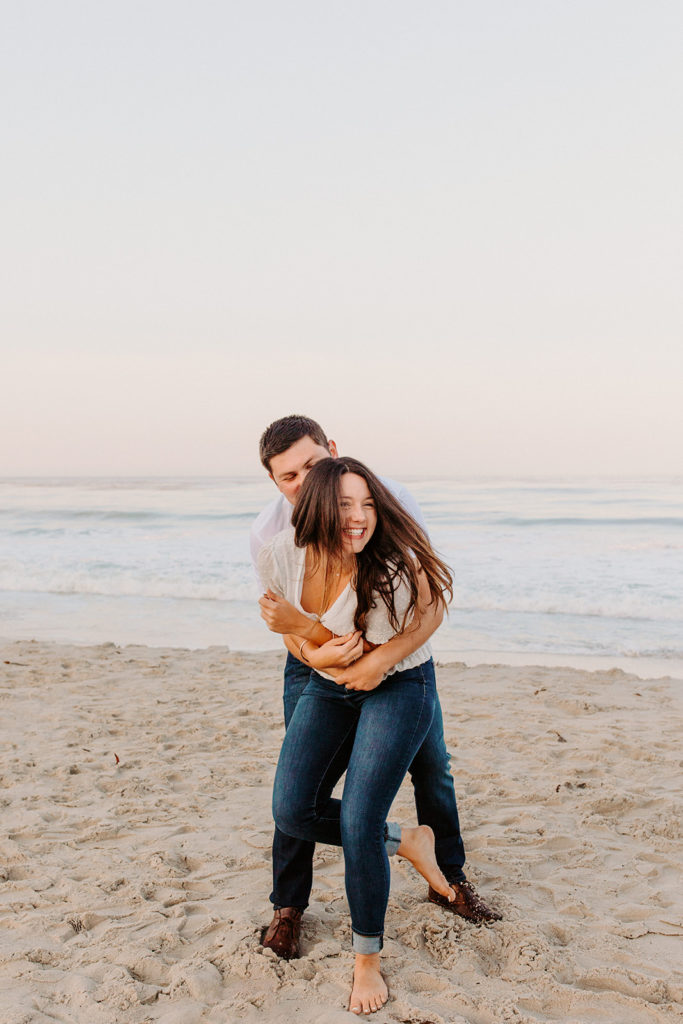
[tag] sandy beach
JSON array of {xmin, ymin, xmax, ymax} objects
[{"xmin": 1, "ymin": 641, "xmax": 681, "ymax": 1024}]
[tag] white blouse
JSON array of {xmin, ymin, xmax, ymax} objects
[{"xmin": 257, "ymin": 527, "xmax": 432, "ymax": 680}]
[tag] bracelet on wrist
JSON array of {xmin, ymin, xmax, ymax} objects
[{"xmin": 299, "ymin": 638, "xmax": 311, "ymax": 663}]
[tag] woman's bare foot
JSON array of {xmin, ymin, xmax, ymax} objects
[
  {"xmin": 396, "ymin": 824, "xmax": 454, "ymax": 902},
  {"xmin": 349, "ymin": 953, "xmax": 388, "ymax": 1015}
]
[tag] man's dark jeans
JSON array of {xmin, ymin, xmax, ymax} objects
[
  {"xmin": 269, "ymin": 654, "xmax": 317, "ymax": 909},
  {"xmin": 269, "ymin": 652, "xmax": 466, "ymax": 910}
]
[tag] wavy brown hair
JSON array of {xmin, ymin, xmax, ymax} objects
[{"xmin": 291, "ymin": 457, "xmax": 453, "ymax": 633}]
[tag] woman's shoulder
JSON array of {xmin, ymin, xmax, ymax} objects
[
  {"xmin": 257, "ymin": 526, "xmax": 298, "ymax": 571},
  {"xmin": 257, "ymin": 527, "xmax": 303, "ymax": 598},
  {"xmin": 364, "ymin": 560, "xmax": 416, "ymax": 642},
  {"xmin": 384, "ymin": 558, "xmax": 414, "ymax": 592},
  {"xmin": 267, "ymin": 525, "xmax": 297, "ymax": 553}
]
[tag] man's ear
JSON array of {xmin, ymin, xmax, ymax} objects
[
  {"xmin": 268, "ymin": 472, "xmax": 276, "ymax": 485},
  {"xmin": 328, "ymin": 439, "xmax": 339, "ymax": 458}
]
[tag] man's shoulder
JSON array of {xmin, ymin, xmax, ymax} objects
[
  {"xmin": 380, "ymin": 475, "xmax": 410, "ymax": 499},
  {"xmin": 379, "ymin": 476, "xmax": 426, "ymax": 531}
]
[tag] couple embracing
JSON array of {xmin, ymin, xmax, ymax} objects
[{"xmin": 250, "ymin": 415, "xmax": 500, "ymax": 1015}]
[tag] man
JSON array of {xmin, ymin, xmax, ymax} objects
[{"xmin": 251, "ymin": 415, "xmax": 500, "ymax": 959}]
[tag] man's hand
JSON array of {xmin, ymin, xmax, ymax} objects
[
  {"xmin": 259, "ymin": 590, "xmax": 313, "ymax": 635},
  {"xmin": 307, "ymin": 632, "xmax": 364, "ymax": 672},
  {"xmin": 334, "ymin": 647, "xmax": 389, "ymax": 692}
]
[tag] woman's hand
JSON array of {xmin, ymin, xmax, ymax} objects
[
  {"xmin": 306, "ymin": 632, "xmax": 364, "ymax": 671},
  {"xmin": 259, "ymin": 590, "xmax": 313, "ymax": 635}
]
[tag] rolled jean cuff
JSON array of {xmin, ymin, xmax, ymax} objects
[
  {"xmin": 352, "ymin": 930, "xmax": 383, "ymax": 954},
  {"xmin": 384, "ymin": 820, "xmax": 401, "ymax": 857}
]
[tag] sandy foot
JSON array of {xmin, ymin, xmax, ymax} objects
[
  {"xmin": 350, "ymin": 953, "xmax": 389, "ymax": 1015},
  {"xmin": 397, "ymin": 824, "xmax": 454, "ymax": 902}
]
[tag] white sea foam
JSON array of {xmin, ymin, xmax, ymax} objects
[
  {"xmin": 0, "ymin": 571, "xmax": 255, "ymax": 603},
  {"xmin": 2, "ymin": 475, "xmax": 682, "ymax": 659}
]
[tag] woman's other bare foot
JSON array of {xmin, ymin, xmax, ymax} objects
[
  {"xmin": 397, "ymin": 824, "xmax": 454, "ymax": 902},
  {"xmin": 349, "ymin": 953, "xmax": 388, "ymax": 1015}
]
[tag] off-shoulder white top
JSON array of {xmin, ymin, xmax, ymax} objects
[{"xmin": 257, "ymin": 527, "xmax": 432, "ymax": 680}]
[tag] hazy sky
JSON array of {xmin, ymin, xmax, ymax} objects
[{"xmin": 3, "ymin": 1, "xmax": 682, "ymax": 477}]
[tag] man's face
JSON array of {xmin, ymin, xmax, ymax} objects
[{"xmin": 269, "ymin": 435, "xmax": 338, "ymax": 505}]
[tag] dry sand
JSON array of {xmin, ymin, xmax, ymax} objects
[{"xmin": 1, "ymin": 641, "xmax": 681, "ymax": 1024}]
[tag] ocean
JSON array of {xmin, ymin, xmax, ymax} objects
[{"xmin": 2, "ymin": 476, "xmax": 682, "ymax": 678}]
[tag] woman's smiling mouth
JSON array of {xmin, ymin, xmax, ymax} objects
[{"xmin": 343, "ymin": 527, "xmax": 367, "ymax": 539}]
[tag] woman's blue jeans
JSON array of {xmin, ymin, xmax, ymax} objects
[{"xmin": 273, "ymin": 659, "xmax": 437, "ymax": 953}]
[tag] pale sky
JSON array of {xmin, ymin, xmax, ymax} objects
[{"xmin": 2, "ymin": 0, "xmax": 682, "ymax": 477}]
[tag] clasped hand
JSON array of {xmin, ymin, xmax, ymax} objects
[
  {"xmin": 331, "ymin": 647, "xmax": 386, "ymax": 692},
  {"xmin": 258, "ymin": 590, "xmax": 385, "ymax": 692},
  {"xmin": 309, "ymin": 635, "xmax": 384, "ymax": 691},
  {"xmin": 300, "ymin": 634, "xmax": 386, "ymax": 691},
  {"xmin": 309, "ymin": 637, "xmax": 383, "ymax": 691},
  {"xmin": 307, "ymin": 632, "xmax": 364, "ymax": 671},
  {"xmin": 258, "ymin": 590, "xmax": 311, "ymax": 634}
]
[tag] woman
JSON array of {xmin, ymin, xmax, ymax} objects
[{"xmin": 258, "ymin": 457, "xmax": 455, "ymax": 1015}]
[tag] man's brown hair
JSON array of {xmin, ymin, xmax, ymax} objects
[{"xmin": 259, "ymin": 415, "xmax": 330, "ymax": 472}]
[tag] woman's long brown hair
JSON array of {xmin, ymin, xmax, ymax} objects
[{"xmin": 291, "ymin": 457, "xmax": 453, "ymax": 633}]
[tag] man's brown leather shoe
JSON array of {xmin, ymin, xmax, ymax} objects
[
  {"xmin": 428, "ymin": 880, "xmax": 502, "ymax": 923},
  {"xmin": 261, "ymin": 907, "xmax": 303, "ymax": 959}
]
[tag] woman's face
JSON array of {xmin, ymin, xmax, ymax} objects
[{"xmin": 339, "ymin": 473, "xmax": 377, "ymax": 556}]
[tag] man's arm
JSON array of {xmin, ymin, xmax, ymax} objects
[
  {"xmin": 282, "ymin": 630, "xmax": 364, "ymax": 671},
  {"xmin": 258, "ymin": 587, "xmax": 364, "ymax": 669}
]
